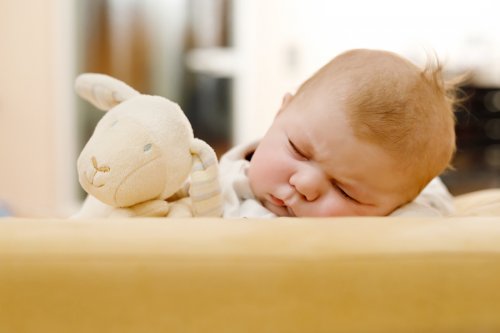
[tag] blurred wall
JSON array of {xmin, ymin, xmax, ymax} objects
[{"xmin": 0, "ymin": 0, "xmax": 75, "ymax": 217}]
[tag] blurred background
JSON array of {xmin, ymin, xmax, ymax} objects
[{"xmin": 1, "ymin": 0, "xmax": 499, "ymax": 217}]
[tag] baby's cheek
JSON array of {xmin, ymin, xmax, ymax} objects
[
  {"xmin": 352, "ymin": 204, "xmax": 392, "ymax": 217},
  {"xmin": 248, "ymin": 164, "xmax": 273, "ymax": 199},
  {"xmin": 320, "ymin": 204, "xmax": 351, "ymax": 217},
  {"xmin": 300, "ymin": 199, "xmax": 345, "ymax": 217}
]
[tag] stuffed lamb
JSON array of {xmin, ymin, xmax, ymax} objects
[{"xmin": 72, "ymin": 73, "xmax": 222, "ymax": 218}]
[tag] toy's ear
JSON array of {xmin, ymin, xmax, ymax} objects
[
  {"xmin": 189, "ymin": 139, "xmax": 223, "ymax": 217},
  {"xmin": 75, "ymin": 73, "xmax": 140, "ymax": 111}
]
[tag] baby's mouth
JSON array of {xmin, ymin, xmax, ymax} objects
[
  {"xmin": 269, "ymin": 194, "xmax": 285, "ymax": 206},
  {"xmin": 269, "ymin": 195, "xmax": 296, "ymax": 217}
]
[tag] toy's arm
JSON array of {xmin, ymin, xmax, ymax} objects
[
  {"xmin": 189, "ymin": 139, "xmax": 223, "ymax": 217},
  {"xmin": 128, "ymin": 199, "xmax": 193, "ymax": 218},
  {"xmin": 128, "ymin": 200, "xmax": 171, "ymax": 217},
  {"xmin": 167, "ymin": 182, "xmax": 190, "ymax": 201},
  {"xmin": 167, "ymin": 198, "xmax": 194, "ymax": 218}
]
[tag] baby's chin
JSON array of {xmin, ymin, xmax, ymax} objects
[{"xmin": 264, "ymin": 200, "xmax": 394, "ymax": 217}]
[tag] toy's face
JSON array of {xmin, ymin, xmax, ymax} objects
[{"xmin": 77, "ymin": 104, "xmax": 192, "ymax": 207}]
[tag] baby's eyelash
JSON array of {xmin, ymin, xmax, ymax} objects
[
  {"xmin": 288, "ymin": 139, "xmax": 308, "ymax": 159},
  {"xmin": 336, "ymin": 185, "xmax": 357, "ymax": 203}
]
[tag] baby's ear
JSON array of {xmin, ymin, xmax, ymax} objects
[
  {"xmin": 277, "ymin": 93, "xmax": 294, "ymax": 116},
  {"xmin": 282, "ymin": 92, "xmax": 294, "ymax": 106},
  {"xmin": 75, "ymin": 73, "xmax": 140, "ymax": 111}
]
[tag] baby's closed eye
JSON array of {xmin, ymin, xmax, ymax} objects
[
  {"xmin": 334, "ymin": 184, "xmax": 359, "ymax": 203},
  {"xmin": 288, "ymin": 138, "xmax": 309, "ymax": 160}
]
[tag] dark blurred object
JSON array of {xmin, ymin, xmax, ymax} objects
[
  {"xmin": 442, "ymin": 86, "xmax": 500, "ymax": 195},
  {"xmin": 183, "ymin": 74, "xmax": 232, "ymax": 157},
  {"xmin": 182, "ymin": 0, "xmax": 233, "ymax": 157}
]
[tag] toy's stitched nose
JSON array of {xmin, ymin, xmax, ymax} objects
[{"xmin": 91, "ymin": 156, "xmax": 110, "ymax": 173}]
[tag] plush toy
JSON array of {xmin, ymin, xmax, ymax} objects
[{"xmin": 72, "ymin": 73, "xmax": 222, "ymax": 218}]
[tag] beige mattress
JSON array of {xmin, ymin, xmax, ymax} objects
[{"xmin": 0, "ymin": 189, "xmax": 499, "ymax": 333}]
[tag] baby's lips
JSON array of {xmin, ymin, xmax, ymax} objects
[{"xmin": 270, "ymin": 194, "xmax": 285, "ymax": 206}]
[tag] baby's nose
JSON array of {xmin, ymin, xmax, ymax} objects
[{"xmin": 289, "ymin": 170, "xmax": 325, "ymax": 201}]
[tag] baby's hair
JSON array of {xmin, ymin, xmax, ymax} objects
[{"xmin": 298, "ymin": 49, "xmax": 463, "ymax": 200}]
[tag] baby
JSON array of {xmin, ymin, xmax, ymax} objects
[{"xmin": 219, "ymin": 49, "xmax": 458, "ymax": 218}]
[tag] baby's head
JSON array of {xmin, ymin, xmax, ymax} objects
[{"xmin": 248, "ymin": 49, "xmax": 457, "ymax": 217}]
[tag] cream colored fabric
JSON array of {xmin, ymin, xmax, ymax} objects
[
  {"xmin": 190, "ymin": 163, "xmax": 223, "ymax": 217},
  {"xmin": 454, "ymin": 188, "xmax": 500, "ymax": 216},
  {"xmin": 219, "ymin": 141, "xmax": 275, "ymax": 217},
  {"xmin": 1, "ymin": 217, "xmax": 500, "ymax": 333}
]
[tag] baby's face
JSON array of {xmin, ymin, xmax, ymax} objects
[{"xmin": 248, "ymin": 93, "xmax": 410, "ymax": 217}]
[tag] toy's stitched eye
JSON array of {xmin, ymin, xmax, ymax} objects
[{"xmin": 143, "ymin": 143, "xmax": 152, "ymax": 152}]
